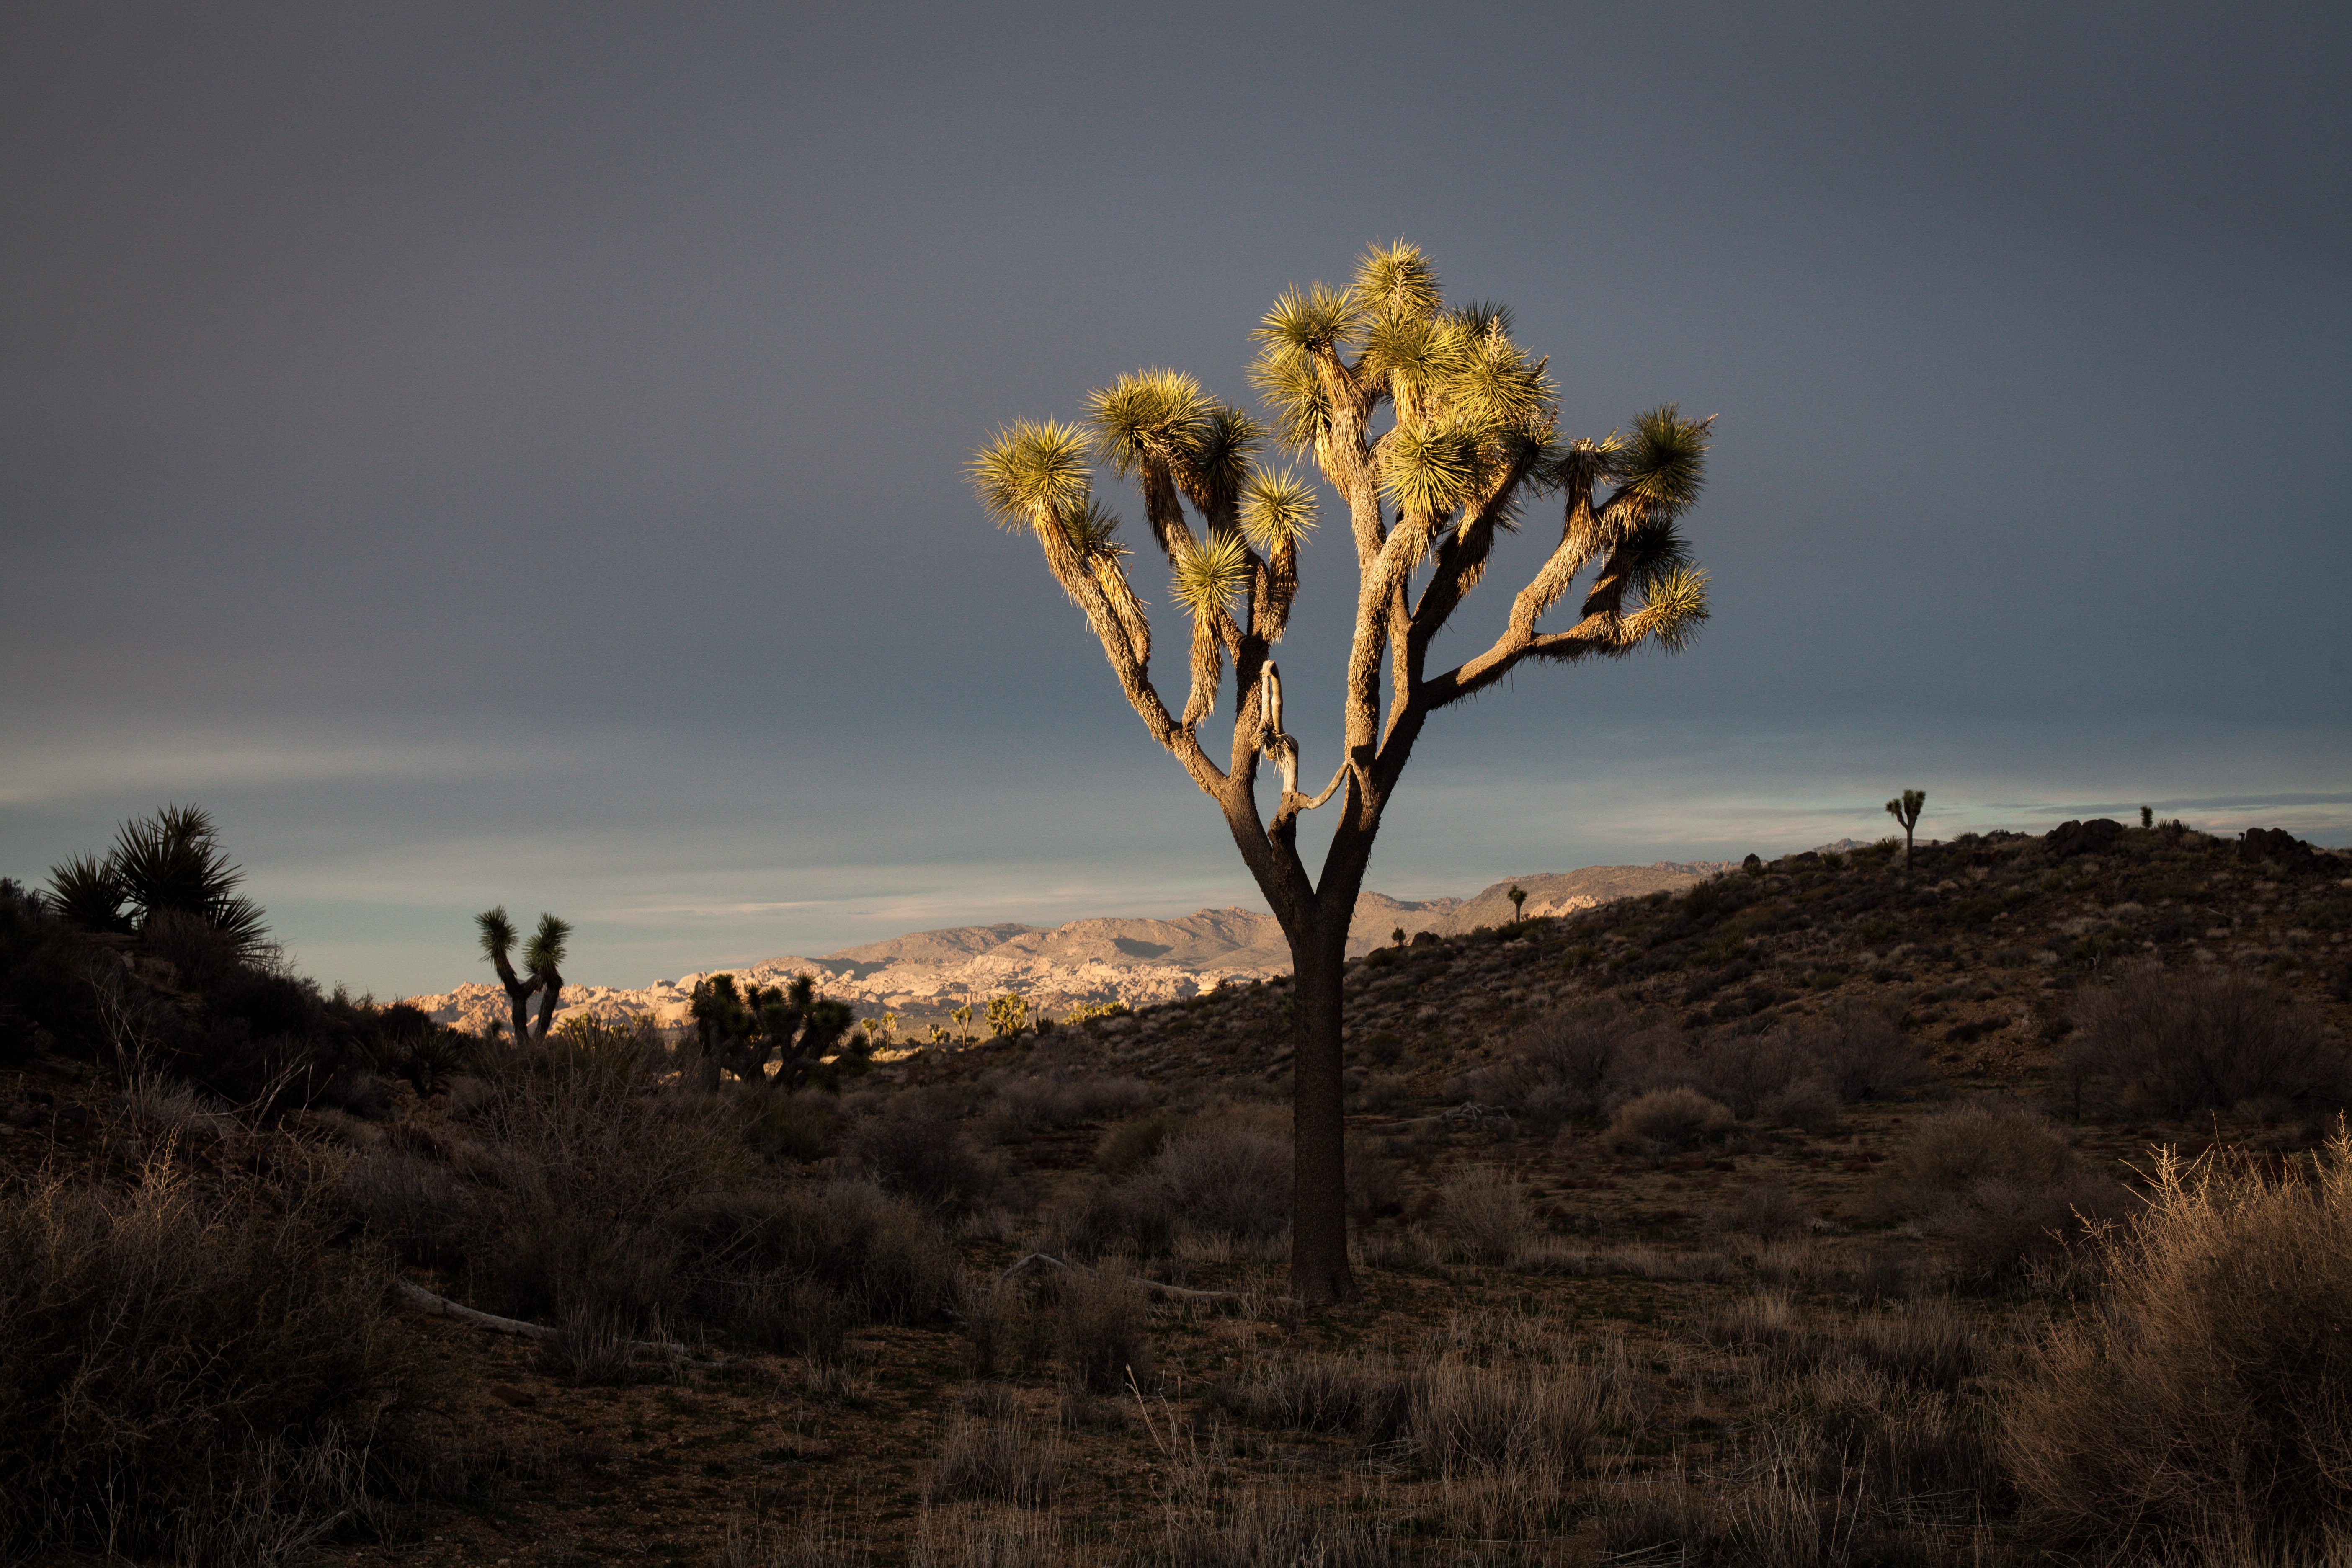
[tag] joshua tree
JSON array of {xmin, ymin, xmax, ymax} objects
[
  {"xmin": 524, "ymin": 913, "xmax": 571, "ymax": 1041},
  {"xmin": 972, "ymin": 242, "xmax": 1713, "ymax": 1302},
  {"xmin": 2140, "ymin": 805, "xmax": 2154, "ymax": 830},
  {"xmin": 1508, "ymin": 884, "xmax": 1528, "ymax": 925},
  {"xmin": 985, "ymin": 993, "xmax": 1030, "ymax": 1038},
  {"xmin": 1391, "ymin": 926, "xmax": 1406, "ymax": 946},
  {"xmin": 1885, "ymin": 789, "xmax": 1926, "ymax": 871},
  {"xmin": 689, "ymin": 972, "xmax": 864, "ymax": 1092},
  {"xmin": 475, "ymin": 905, "xmax": 565, "ymax": 1041}
]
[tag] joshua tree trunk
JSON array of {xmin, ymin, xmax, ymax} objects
[
  {"xmin": 531, "ymin": 966, "xmax": 562, "ymax": 1042},
  {"xmin": 490, "ymin": 952, "xmax": 535, "ymax": 1041},
  {"xmin": 1282, "ymin": 916, "xmax": 1354, "ymax": 1300}
]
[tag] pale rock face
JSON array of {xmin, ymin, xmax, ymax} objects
[{"xmin": 397, "ymin": 863, "xmax": 1731, "ymax": 1035}]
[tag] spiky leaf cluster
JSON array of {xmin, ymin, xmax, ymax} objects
[
  {"xmin": 48, "ymin": 805, "xmax": 267, "ymax": 954},
  {"xmin": 691, "ymin": 970, "xmax": 867, "ymax": 1092}
]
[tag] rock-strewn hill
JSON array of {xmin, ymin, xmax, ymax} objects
[{"xmin": 400, "ymin": 866, "xmax": 1730, "ymax": 1037}]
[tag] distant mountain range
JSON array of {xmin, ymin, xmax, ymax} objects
[{"xmin": 402, "ymin": 861, "xmax": 1736, "ymax": 1038}]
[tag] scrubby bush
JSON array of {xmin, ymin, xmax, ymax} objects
[
  {"xmin": 0, "ymin": 1159, "xmax": 442, "ymax": 1565},
  {"xmin": 989, "ymin": 1073, "xmax": 1155, "ymax": 1138},
  {"xmin": 667, "ymin": 1179, "xmax": 959, "ymax": 1329},
  {"xmin": 1799, "ymin": 1000, "xmax": 1929, "ymax": 1101},
  {"xmin": 1721, "ymin": 1180, "xmax": 1809, "ymax": 1239},
  {"xmin": 1047, "ymin": 1266, "xmax": 1153, "ymax": 1394},
  {"xmin": 1094, "ymin": 1111, "xmax": 1183, "ymax": 1178},
  {"xmin": 1605, "ymin": 1086, "xmax": 1733, "ymax": 1154},
  {"xmin": 843, "ymin": 1098, "xmax": 1006, "ymax": 1215},
  {"xmin": 1694, "ymin": 1028, "xmax": 1831, "ymax": 1121},
  {"xmin": 2065, "ymin": 965, "xmax": 2345, "ymax": 1116},
  {"xmin": 2004, "ymin": 1128, "xmax": 2352, "ymax": 1556},
  {"xmin": 1463, "ymin": 999, "xmax": 1634, "ymax": 1125},
  {"xmin": 1130, "ymin": 1106, "xmax": 1291, "ymax": 1241},
  {"xmin": 1441, "ymin": 1165, "xmax": 1535, "ymax": 1264},
  {"xmin": 1869, "ymin": 1099, "xmax": 2126, "ymax": 1278}
]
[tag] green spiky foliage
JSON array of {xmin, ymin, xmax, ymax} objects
[
  {"xmin": 969, "ymin": 242, "xmax": 1718, "ymax": 1304},
  {"xmin": 54, "ymin": 805, "xmax": 270, "ymax": 954},
  {"xmin": 1509, "ymin": 884, "xmax": 1527, "ymax": 925},
  {"xmin": 45, "ymin": 854, "xmax": 129, "ymax": 936},
  {"xmin": 690, "ymin": 972, "xmax": 867, "ymax": 1094},
  {"xmin": 984, "ymin": 993, "xmax": 1030, "ymax": 1039}
]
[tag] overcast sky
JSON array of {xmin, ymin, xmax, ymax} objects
[{"xmin": 5, "ymin": 1, "xmax": 2347, "ymax": 998}]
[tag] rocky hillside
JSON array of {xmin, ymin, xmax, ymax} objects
[
  {"xmin": 403, "ymin": 862, "xmax": 1730, "ymax": 1037},
  {"xmin": 977, "ymin": 822, "xmax": 2350, "ymax": 1099}
]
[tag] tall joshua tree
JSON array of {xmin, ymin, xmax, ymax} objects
[
  {"xmin": 972, "ymin": 242, "xmax": 1713, "ymax": 1302},
  {"xmin": 475, "ymin": 905, "xmax": 568, "ymax": 1041},
  {"xmin": 1885, "ymin": 789, "xmax": 1925, "ymax": 872}
]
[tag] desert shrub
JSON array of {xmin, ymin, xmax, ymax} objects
[
  {"xmin": 1757, "ymin": 1075, "xmax": 1842, "ymax": 1132},
  {"xmin": 1095, "ymin": 1111, "xmax": 1184, "ymax": 1179},
  {"xmin": 338, "ymin": 1146, "xmax": 483, "ymax": 1269},
  {"xmin": 2004, "ymin": 1129, "xmax": 2352, "ymax": 1557},
  {"xmin": 843, "ymin": 1101, "xmax": 1004, "ymax": 1215},
  {"xmin": 2065, "ymin": 966, "xmax": 2346, "ymax": 1116},
  {"xmin": 1800, "ymin": 1000, "xmax": 1929, "ymax": 1101},
  {"xmin": 0, "ymin": 1160, "xmax": 441, "ymax": 1565},
  {"xmin": 1440, "ymin": 1165, "xmax": 1535, "ymax": 1264},
  {"xmin": 1606, "ymin": 1086, "xmax": 1733, "ymax": 1154},
  {"xmin": 668, "ymin": 1179, "xmax": 958, "ymax": 1328},
  {"xmin": 729, "ymin": 1088, "xmax": 835, "ymax": 1163},
  {"xmin": 463, "ymin": 1034, "xmax": 749, "ymax": 1325},
  {"xmin": 992, "ymin": 1073, "xmax": 1155, "ymax": 1137},
  {"xmin": 1695, "ymin": 1029, "xmax": 1830, "ymax": 1120},
  {"xmin": 1722, "ymin": 1180, "xmax": 1809, "ymax": 1239},
  {"xmin": 1464, "ymin": 998, "xmax": 1637, "ymax": 1125},
  {"xmin": 1869, "ymin": 1099, "xmax": 2127, "ymax": 1278},
  {"xmin": 1047, "ymin": 1266, "xmax": 1153, "ymax": 1394},
  {"xmin": 1140, "ymin": 1108, "xmax": 1292, "ymax": 1243},
  {"xmin": 1042, "ymin": 1174, "xmax": 1178, "ymax": 1260},
  {"xmin": 962, "ymin": 1279, "xmax": 1054, "ymax": 1380}
]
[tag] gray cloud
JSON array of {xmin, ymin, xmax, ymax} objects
[{"xmin": 5, "ymin": 1, "xmax": 2346, "ymax": 995}]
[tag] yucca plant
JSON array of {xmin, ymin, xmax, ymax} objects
[
  {"xmin": 1885, "ymin": 789, "xmax": 1925, "ymax": 871},
  {"xmin": 972, "ymin": 242, "xmax": 1716, "ymax": 1302},
  {"xmin": 46, "ymin": 805, "xmax": 268, "ymax": 954}
]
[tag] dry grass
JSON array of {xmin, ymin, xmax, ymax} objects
[
  {"xmin": 924, "ymin": 1410, "xmax": 1065, "ymax": 1508},
  {"xmin": 0, "ymin": 1153, "xmax": 444, "ymax": 1565},
  {"xmin": 2004, "ymin": 1125, "xmax": 2352, "ymax": 1557}
]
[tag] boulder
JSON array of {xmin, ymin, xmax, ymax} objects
[
  {"xmin": 2046, "ymin": 818, "xmax": 2125, "ymax": 859},
  {"xmin": 2239, "ymin": 827, "xmax": 2331, "ymax": 877}
]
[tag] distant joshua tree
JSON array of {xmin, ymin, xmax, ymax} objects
[
  {"xmin": 689, "ymin": 971, "xmax": 863, "ymax": 1093},
  {"xmin": 1391, "ymin": 926, "xmax": 1406, "ymax": 946},
  {"xmin": 1508, "ymin": 884, "xmax": 1527, "ymax": 925},
  {"xmin": 985, "ymin": 993, "xmax": 1030, "ymax": 1039},
  {"xmin": 972, "ymin": 241, "xmax": 1714, "ymax": 1302},
  {"xmin": 475, "ymin": 906, "xmax": 570, "ymax": 1041},
  {"xmin": 2141, "ymin": 805, "xmax": 2154, "ymax": 830},
  {"xmin": 1885, "ymin": 790, "xmax": 1926, "ymax": 871}
]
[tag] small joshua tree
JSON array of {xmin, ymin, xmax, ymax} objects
[
  {"xmin": 1391, "ymin": 926, "xmax": 1406, "ymax": 946},
  {"xmin": 2140, "ymin": 805, "xmax": 2154, "ymax": 830},
  {"xmin": 1885, "ymin": 789, "xmax": 1926, "ymax": 872},
  {"xmin": 689, "ymin": 971, "xmax": 864, "ymax": 1093},
  {"xmin": 472, "ymin": 906, "xmax": 570, "ymax": 1042},
  {"xmin": 1508, "ymin": 884, "xmax": 1527, "ymax": 925},
  {"xmin": 985, "ymin": 993, "xmax": 1030, "ymax": 1039},
  {"xmin": 474, "ymin": 906, "xmax": 539, "ymax": 1041}
]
